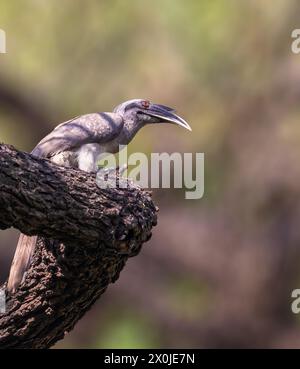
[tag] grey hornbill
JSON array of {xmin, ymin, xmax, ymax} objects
[{"xmin": 7, "ymin": 99, "xmax": 191, "ymax": 293}]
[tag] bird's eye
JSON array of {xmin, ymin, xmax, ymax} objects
[{"xmin": 141, "ymin": 100, "xmax": 150, "ymax": 109}]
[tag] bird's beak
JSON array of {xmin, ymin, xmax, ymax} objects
[{"xmin": 144, "ymin": 104, "xmax": 192, "ymax": 131}]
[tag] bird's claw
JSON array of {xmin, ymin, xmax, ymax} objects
[
  {"xmin": 97, "ymin": 164, "xmax": 128, "ymax": 177},
  {"xmin": 117, "ymin": 164, "xmax": 128, "ymax": 175}
]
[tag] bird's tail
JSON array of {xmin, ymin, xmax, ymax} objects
[{"xmin": 7, "ymin": 234, "xmax": 37, "ymax": 293}]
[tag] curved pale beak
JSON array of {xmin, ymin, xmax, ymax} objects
[{"xmin": 145, "ymin": 104, "xmax": 192, "ymax": 131}]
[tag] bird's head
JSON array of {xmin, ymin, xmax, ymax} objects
[{"xmin": 113, "ymin": 99, "xmax": 192, "ymax": 131}]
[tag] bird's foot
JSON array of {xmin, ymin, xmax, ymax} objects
[
  {"xmin": 116, "ymin": 164, "xmax": 128, "ymax": 175},
  {"xmin": 97, "ymin": 164, "xmax": 127, "ymax": 177},
  {"xmin": 96, "ymin": 164, "xmax": 128, "ymax": 189}
]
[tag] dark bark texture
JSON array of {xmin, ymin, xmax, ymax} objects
[{"xmin": 0, "ymin": 143, "xmax": 158, "ymax": 348}]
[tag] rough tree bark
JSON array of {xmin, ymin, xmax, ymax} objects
[{"xmin": 0, "ymin": 143, "xmax": 158, "ymax": 348}]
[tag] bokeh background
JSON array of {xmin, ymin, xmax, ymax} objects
[{"xmin": 1, "ymin": 0, "xmax": 300, "ymax": 348}]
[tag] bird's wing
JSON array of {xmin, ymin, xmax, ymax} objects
[{"xmin": 31, "ymin": 112, "xmax": 124, "ymax": 158}]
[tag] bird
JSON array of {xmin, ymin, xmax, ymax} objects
[{"xmin": 7, "ymin": 99, "xmax": 191, "ymax": 293}]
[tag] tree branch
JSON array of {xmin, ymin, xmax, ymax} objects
[{"xmin": 0, "ymin": 143, "xmax": 158, "ymax": 348}]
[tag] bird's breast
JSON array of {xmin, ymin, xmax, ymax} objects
[
  {"xmin": 76, "ymin": 143, "xmax": 103, "ymax": 172},
  {"xmin": 101, "ymin": 139, "xmax": 121, "ymax": 154}
]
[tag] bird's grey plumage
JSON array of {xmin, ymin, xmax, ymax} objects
[
  {"xmin": 32, "ymin": 113, "xmax": 124, "ymax": 159},
  {"xmin": 7, "ymin": 99, "xmax": 191, "ymax": 293}
]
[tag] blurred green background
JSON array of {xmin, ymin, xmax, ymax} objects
[{"xmin": 1, "ymin": 0, "xmax": 300, "ymax": 348}]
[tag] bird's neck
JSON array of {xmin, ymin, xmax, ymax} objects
[{"xmin": 120, "ymin": 119, "xmax": 145, "ymax": 144}]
